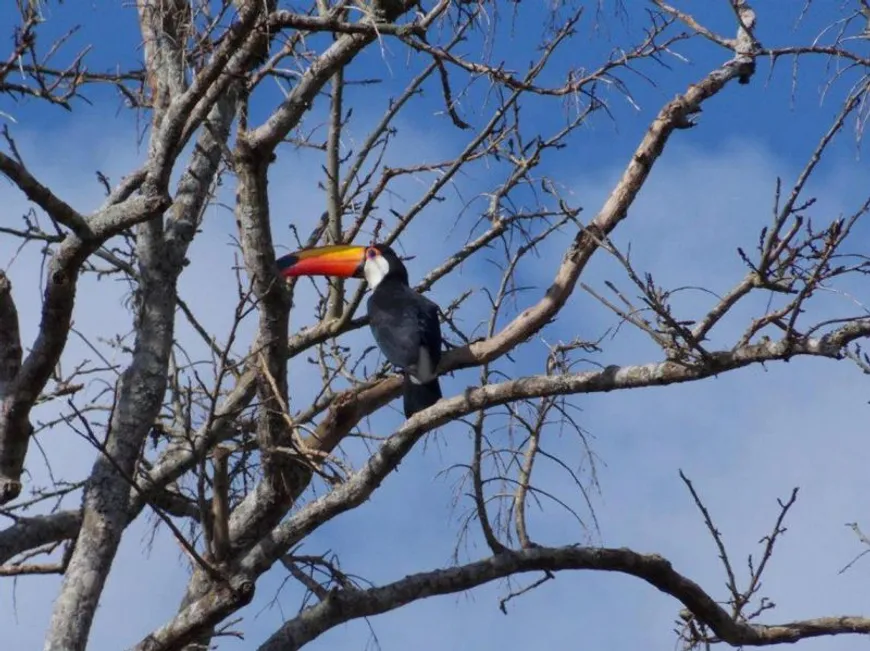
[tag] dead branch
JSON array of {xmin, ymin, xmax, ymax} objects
[{"xmin": 257, "ymin": 544, "xmax": 870, "ymax": 651}]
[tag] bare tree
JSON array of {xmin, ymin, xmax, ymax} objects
[{"xmin": 2, "ymin": 0, "xmax": 870, "ymax": 649}]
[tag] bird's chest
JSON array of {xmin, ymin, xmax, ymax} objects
[
  {"xmin": 367, "ymin": 285, "xmax": 418, "ymax": 327},
  {"xmin": 367, "ymin": 288, "xmax": 423, "ymax": 364}
]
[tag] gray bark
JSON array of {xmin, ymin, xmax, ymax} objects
[
  {"xmin": 43, "ymin": 94, "xmax": 236, "ymax": 651},
  {"xmin": 257, "ymin": 545, "xmax": 868, "ymax": 651}
]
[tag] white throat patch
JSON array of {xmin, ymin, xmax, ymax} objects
[{"xmin": 364, "ymin": 255, "xmax": 390, "ymax": 289}]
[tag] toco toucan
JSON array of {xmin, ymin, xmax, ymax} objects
[{"xmin": 277, "ymin": 243, "xmax": 443, "ymax": 418}]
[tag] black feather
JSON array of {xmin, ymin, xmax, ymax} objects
[
  {"xmin": 403, "ymin": 376, "xmax": 442, "ymax": 418},
  {"xmin": 275, "ymin": 253, "xmax": 298, "ymax": 274},
  {"xmin": 366, "ymin": 245, "xmax": 444, "ymax": 417}
]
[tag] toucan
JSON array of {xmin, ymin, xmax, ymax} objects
[{"xmin": 277, "ymin": 243, "xmax": 443, "ymax": 418}]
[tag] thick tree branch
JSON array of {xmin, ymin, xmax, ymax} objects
[
  {"xmin": 0, "ymin": 272, "xmax": 21, "ymax": 395},
  {"xmin": 243, "ymin": 321, "xmax": 867, "ymax": 574},
  {"xmin": 44, "ymin": 222, "xmax": 179, "ymax": 651},
  {"xmin": 210, "ymin": 447, "xmax": 230, "ymax": 563},
  {"xmin": 134, "ymin": 576, "xmax": 256, "ymax": 651},
  {"xmin": 0, "ymin": 92, "xmax": 237, "ymax": 552},
  {"xmin": 44, "ymin": 89, "xmax": 236, "ymax": 651},
  {"xmin": 144, "ymin": 0, "xmax": 264, "ymax": 189},
  {"xmin": 0, "ymin": 272, "xmax": 23, "ymax": 504},
  {"xmin": 257, "ymin": 544, "xmax": 870, "ymax": 651},
  {"xmin": 268, "ymin": 10, "xmax": 424, "ymax": 37},
  {"xmin": 0, "ymin": 152, "xmax": 91, "ymax": 238},
  {"xmin": 451, "ymin": 55, "xmax": 755, "ymax": 369},
  {"xmin": 246, "ymin": 0, "xmax": 434, "ymax": 155},
  {"xmin": 137, "ymin": 0, "xmax": 189, "ymax": 126},
  {"xmin": 0, "ymin": 191, "xmax": 170, "ymax": 504},
  {"xmin": 229, "ymin": 145, "xmax": 294, "ymax": 542},
  {"xmin": 0, "ymin": 511, "xmax": 81, "ymax": 565},
  {"xmin": 245, "ymin": 32, "xmax": 375, "ymax": 155},
  {"xmin": 137, "ymin": 318, "xmax": 868, "ymax": 650}
]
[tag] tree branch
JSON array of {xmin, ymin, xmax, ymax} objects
[
  {"xmin": 246, "ymin": 0, "xmax": 433, "ymax": 155},
  {"xmin": 240, "ymin": 320, "xmax": 867, "ymax": 579},
  {"xmin": 132, "ymin": 317, "xmax": 867, "ymax": 651},
  {"xmin": 0, "ymin": 511, "xmax": 82, "ymax": 565},
  {"xmin": 325, "ymin": 45, "xmax": 345, "ymax": 321},
  {"xmin": 228, "ymin": 143, "xmax": 294, "ymax": 541},
  {"xmin": 0, "ymin": 151, "xmax": 91, "ymax": 238},
  {"xmin": 0, "ymin": 273, "xmax": 20, "ymax": 395},
  {"xmin": 44, "ymin": 81, "xmax": 237, "ymax": 651},
  {"xmin": 257, "ymin": 544, "xmax": 870, "ymax": 650},
  {"xmin": 295, "ymin": 45, "xmax": 760, "ymax": 462},
  {"xmin": 144, "ymin": 0, "xmax": 264, "ymax": 189},
  {"xmin": 210, "ymin": 447, "xmax": 231, "ymax": 563},
  {"xmin": 0, "ymin": 191, "xmax": 170, "ymax": 504},
  {"xmin": 0, "ymin": 271, "xmax": 23, "ymax": 504},
  {"xmin": 137, "ymin": 0, "xmax": 190, "ymax": 127},
  {"xmin": 44, "ymin": 222, "xmax": 180, "ymax": 651}
]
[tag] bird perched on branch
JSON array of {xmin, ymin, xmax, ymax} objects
[{"xmin": 277, "ymin": 243, "xmax": 443, "ymax": 418}]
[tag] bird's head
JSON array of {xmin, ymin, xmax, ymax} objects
[{"xmin": 276, "ymin": 243, "xmax": 406, "ymax": 290}]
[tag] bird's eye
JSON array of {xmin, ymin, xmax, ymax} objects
[{"xmin": 366, "ymin": 248, "xmax": 377, "ymax": 259}]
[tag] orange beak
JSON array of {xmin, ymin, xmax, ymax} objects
[{"xmin": 276, "ymin": 244, "xmax": 366, "ymax": 279}]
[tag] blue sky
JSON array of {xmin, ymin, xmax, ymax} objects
[{"xmin": 2, "ymin": 1, "xmax": 870, "ymax": 650}]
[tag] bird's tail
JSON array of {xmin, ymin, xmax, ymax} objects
[{"xmin": 403, "ymin": 376, "xmax": 442, "ymax": 418}]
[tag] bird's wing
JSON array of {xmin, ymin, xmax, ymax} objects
[
  {"xmin": 368, "ymin": 291, "xmax": 422, "ymax": 370},
  {"xmin": 416, "ymin": 295, "xmax": 443, "ymax": 369}
]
